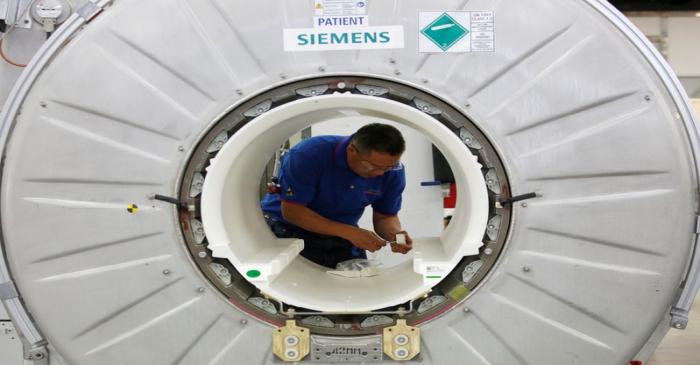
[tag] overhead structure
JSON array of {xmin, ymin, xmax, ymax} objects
[{"xmin": 1, "ymin": 0, "xmax": 699, "ymax": 364}]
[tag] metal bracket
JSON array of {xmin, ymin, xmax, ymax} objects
[
  {"xmin": 670, "ymin": 231, "xmax": 700, "ymax": 330},
  {"xmin": 382, "ymin": 319, "xmax": 420, "ymax": 361},
  {"xmin": 273, "ymin": 320, "xmax": 311, "ymax": 362},
  {"xmin": 0, "ymin": 280, "xmax": 18, "ymax": 299}
]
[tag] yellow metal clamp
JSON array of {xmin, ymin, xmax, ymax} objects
[
  {"xmin": 383, "ymin": 319, "xmax": 420, "ymax": 361},
  {"xmin": 273, "ymin": 320, "xmax": 310, "ymax": 362}
]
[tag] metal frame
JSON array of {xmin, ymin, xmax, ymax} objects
[
  {"xmin": 584, "ymin": 0, "xmax": 700, "ymax": 331},
  {"xmin": 0, "ymin": 0, "xmax": 112, "ymax": 361}
]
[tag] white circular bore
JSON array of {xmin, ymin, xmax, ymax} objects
[
  {"xmin": 201, "ymin": 94, "xmax": 489, "ymax": 312},
  {"xmin": 394, "ymin": 334, "xmax": 409, "ymax": 346}
]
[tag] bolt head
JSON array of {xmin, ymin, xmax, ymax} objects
[
  {"xmin": 240, "ymin": 319, "xmax": 248, "ymax": 325},
  {"xmin": 178, "ymin": 146, "xmax": 185, "ymax": 151},
  {"xmin": 198, "ymin": 252, "xmax": 207, "ymax": 258},
  {"xmin": 484, "ymin": 248, "xmax": 493, "ymax": 256},
  {"xmin": 521, "ymin": 202, "xmax": 528, "ymax": 208},
  {"xmin": 162, "ymin": 269, "xmax": 170, "ymax": 275},
  {"xmin": 523, "ymin": 266, "xmax": 531, "ymax": 273}
]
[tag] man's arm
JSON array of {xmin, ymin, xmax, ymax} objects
[
  {"xmin": 373, "ymin": 211, "xmax": 412, "ymax": 254},
  {"xmin": 281, "ymin": 201, "xmax": 386, "ymax": 252}
]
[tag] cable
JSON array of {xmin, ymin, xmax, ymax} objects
[
  {"xmin": 0, "ymin": 38, "xmax": 27, "ymax": 67},
  {"xmin": 0, "ymin": 1, "xmax": 38, "ymax": 67}
]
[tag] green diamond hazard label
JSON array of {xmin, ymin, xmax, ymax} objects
[
  {"xmin": 419, "ymin": 11, "xmax": 495, "ymax": 53},
  {"xmin": 420, "ymin": 13, "xmax": 469, "ymax": 51}
]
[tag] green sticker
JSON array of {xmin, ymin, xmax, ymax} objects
[
  {"xmin": 426, "ymin": 275, "xmax": 442, "ymax": 279},
  {"xmin": 421, "ymin": 13, "xmax": 469, "ymax": 51},
  {"xmin": 246, "ymin": 269, "xmax": 261, "ymax": 278}
]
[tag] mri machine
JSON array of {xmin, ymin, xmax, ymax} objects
[{"xmin": 1, "ymin": 0, "xmax": 700, "ymax": 364}]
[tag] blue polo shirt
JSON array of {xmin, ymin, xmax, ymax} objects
[{"xmin": 260, "ymin": 135, "xmax": 406, "ymax": 226}]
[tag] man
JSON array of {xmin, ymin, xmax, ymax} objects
[{"xmin": 260, "ymin": 123, "xmax": 413, "ymax": 269}]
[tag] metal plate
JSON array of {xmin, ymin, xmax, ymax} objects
[{"xmin": 310, "ymin": 335, "xmax": 383, "ymax": 363}]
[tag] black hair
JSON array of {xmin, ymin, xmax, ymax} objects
[{"xmin": 350, "ymin": 123, "xmax": 405, "ymax": 156}]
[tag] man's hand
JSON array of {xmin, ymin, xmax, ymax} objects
[
  {"xmin": 390, "ymin": 230, "xmax": 413, "ymax": 254},
  {"xmin": 344, "ymin": 227, "xmax": 387, "ymax": 252}
]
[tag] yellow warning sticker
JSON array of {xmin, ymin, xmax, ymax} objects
[{"xmin": 127, "ymin": 204, "xmax": 139, "ymax": 213}]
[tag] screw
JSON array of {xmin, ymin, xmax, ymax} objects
[
  {"xmin": 240, "ymin": 319, "xmax": 248, "ymax": 325},
  {"xmin": 523, "ymin": 266, "xmax": 531, "ymax": 273},
  {"xmin": 280, "ymin": 73, "xmax": 287, "ymax": 79},
  {"xmin": 465, "ymin": 102, "xmax": 471, "ymax": 108},
  {"xmin": 40, "ymin": 101, "xmax": 47, "ymax": 108},
  {"xmin": 198, "ymin": 252, "xmax": 207, "ymax": 258},
  {"xmin": 487, "ymin": 179, "xmax": 494, "ymax": 185},
  {"xmin": 394, "ymin": 70, "xmax": 401, "ymax": 76},
  {"xmin": 463, "ymin": 307, "xmax": 470, "ymax": 313},
  {"xmin": 644, "ymin": 95, "xmax": 651, "ymax": 101},
  {"xmin": 421, "ymin": 78, "xmax": 429, "ymax": 84},
  {"xmin": 198, "ymin": 287, "xmax": 205, "ymax": 292},
  {"xmin": 422, "ymin": 105, "xmax": 429, "ymax": 111},
  {"xmin": 162, "ymin": 269, "xmax": 170, "ymax": 275},
  {"xmin": 178, "ymin": 146, "xmax": 185, "ymax": 152},
  {"xmin": 235, "ymin": 89, "xmax": 243, "ymax": 95},
  {"xmin": 488, "ymin": 225, "xmax": 495, "ymax": 230},
  {"xmin": 521, "ymin": 202, "xmax": 528, "ymax": 208},
  {"xmin": 368, "ymin": 89, "xmax": 375, "ymax": 95},
  {"xmin": 318, "ymin": 66, "xmax": 326, "ymax": 72},
  {"xmin": 256, "ymin": 108, "xmax": 264, "ymax": 113},
  {"xmin": 389, "ymin": 58, "xmax": 396, "ymax": 64},
  {"xmin": 484, "ymin": 248, "xmax": 493, "ymax": 256}
]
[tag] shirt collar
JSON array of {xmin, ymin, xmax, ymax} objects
[{"xmin": 334, "ymin": 136, "xmax": 352, "ymax": 170}]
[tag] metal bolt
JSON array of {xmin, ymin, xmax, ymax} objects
[
  {"xmin": 463, "ymin": 307, "xmax": 470, "ymax": 313},
  {"xmin": 337, "ymin": 82, "xmax": 346, "ymax": 89},
  {"xmin": 198, "ymin": 251, "xmax": 207, "ymax": 258},
  {"xmin": 487, "ymin": 179, "xmax": 494, "ymax": 185},
  {"xmin": 674, "ymin": 323, "xmax": 683, "ymax": 329},
  {"xmin": 389, "ymin": 58, "xmax": 396, "ymax": 64},
  {"xmin": 235, "ymin": 89, "xmax": 243, "ymax": 95},
  {"xmin": 162, "ymin": 269, "xmax": 170, "ymax": 275},
  {"xmin": 240, "ymin": 319, "xmax": 248, "ymax": 325},
  {"xmin": 484, "ymin": 248, "xmax": 493, "ymax": 256},
  {"xmin": 368, "ymin": 89, "xmax": 375, "ymax": 95},
  {"xmin": 521, "ymin": 202, "xmax": 528, "ymax": 208},
  {"xmin": 488, "ymin": 225, "xmax": 495, "ymax": 230},
  {"xmin": 279, "ymin": 73, "xmax": 287, "ymax": 79},
  {"xmin": 198, "ymin": 287, "xmax": 205, "ymax": 292},
  {"xmin": 644, "ymin": 95, "xmax": 651, "ymax": 101},
  {"xmin": 523, "ymin": 266, "xmax": 531, "ymax": 273},
  {"xmin": 465, "ymin": 102, "xmax": 471, "ymax": 108},
  {"xmin": 40, "ymin": 101, "xmax": 47, "ymax": 108},
  {"xmin": 318, "ymin": 66, "xmax": 326, "ymax": 72},
  {"xmin": 422, "ymin": 105, "xmax": 429, "ymax": 111},
  {"xmin": 394, "ymin": 70, "xmax": 401, "ymax": 76},
  {"xmin": 421, "ymin": 78, "xmax": 429, "ymax": 84},
  {"xmin": 178, "ymin": 146, "xmax": 185, "ymax": 152},
  {"xmin": 311, "ymin": 89, "xmax": 317, "ymax": 95}
]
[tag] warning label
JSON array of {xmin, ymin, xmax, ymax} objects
[
  {"xmin": 314, "ymin": 0, "xmax": 369, "ymax": 28},
  {"xmin": 419, "ymin": 11, "xmax": 495, "ymax": 53}
]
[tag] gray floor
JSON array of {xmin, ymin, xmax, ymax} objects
[{"xmin": 648, "ymin": 293, "xmax": 700, "ymax": 365}]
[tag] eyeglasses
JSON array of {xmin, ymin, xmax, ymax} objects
[{"xmin": 358, "ymin": 159, "xmax": 403, "ymax": 172}]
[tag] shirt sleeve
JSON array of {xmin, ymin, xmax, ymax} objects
[
  {"xmin": 278, "ymin": 148, "xmax": 323, "ymax": 205},
  {"xmin": 371, "ymin": 169, "xmax": 406, "ymax": 215}
]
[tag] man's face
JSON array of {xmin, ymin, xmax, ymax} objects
[{"xmin": 347, "ymin": 144, "xmax": 402, "ymax": 178}]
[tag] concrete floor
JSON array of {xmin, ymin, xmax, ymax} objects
[{"xmin": 648, "ymin": 293, "xmax": 700, "ymax": 365}]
